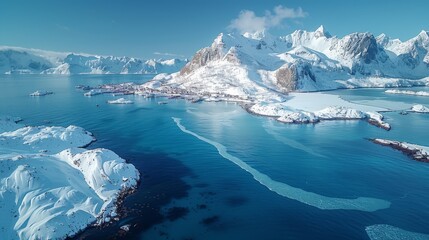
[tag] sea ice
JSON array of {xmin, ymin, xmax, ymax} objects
[
  {"xmin": 366, "ymin": 224, "xmax": 429, "ymax": 240},
  {"xmin": 107, "ymin": 98, "xmax": 134, "ymax": 104},
  {"xmin": 29, "ymin": 90, "xmax": 53, "ymax": 96},
  {"xmin": 385, "ymin": 89, "xmax": 429, "ymax": 96}
]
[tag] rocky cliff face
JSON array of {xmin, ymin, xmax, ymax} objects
[
  {"xmin": 180, "ymin": 34, "xmax": 225, "ymax": 76},
  {"xmin": 276, "ymin": 65, "xmax": 298, "ymax": 91},
  {"xmin": 341, "ymin": 33, "xmax": 379, "ymax": 64}
]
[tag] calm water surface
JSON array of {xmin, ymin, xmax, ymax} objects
[{"xmin": 1, "ymin": 75, "xmax": 428, "ymax": 240}]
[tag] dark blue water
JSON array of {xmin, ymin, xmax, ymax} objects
[{"xmin": 1, "ymin": 75, "xmax": 429, "ymax": 240}]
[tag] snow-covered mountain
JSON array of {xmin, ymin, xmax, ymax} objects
[
  {"xmin": 0, "ymin": 116, "xmax": 139, "ymax": 240},
  {"xmin": 151, "ymin": 26, "xmax": 429, "ymax": 94},
  {"xmin": 0, "ymin": 46, "xmax": 187, "ymax": 74}
]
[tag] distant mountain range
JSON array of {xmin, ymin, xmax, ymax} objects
[
  {"xmin": 0, "ymin": 46, "xmax": 187, "ymax": 74},
  {"xmin": 151, "ymin": 26, "xmax": 429, "ymax": 94},
  {"xmin": 3, "ymin": 26, "xmax": 429, "ymax": 93}
]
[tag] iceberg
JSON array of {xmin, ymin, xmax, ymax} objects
[
  {"xmin": 107, "ymin": 98, "xmax": 134, "ymax": 104},
  {"xmin": 410, "ymin": 104, "xmax": 429, "ymax": 113},
  {"xmin": 29, "ymin": 90, "xmax": 53, "ymax": 96}
]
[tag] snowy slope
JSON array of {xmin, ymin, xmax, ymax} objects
[
  {"xmin": 0, "ymin": 117, "xmax": 140, "ymax": 240},
  {"xmin": 147, "ymin": 26, "xmax": 429, "ymax": 98},
  {"xmin": 0, "ymin": 46, "xmax": 187, "ymax": 74}
]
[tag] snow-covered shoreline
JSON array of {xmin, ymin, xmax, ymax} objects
[
  {"xmin": 246, "ymin": 92, "xmax": 391, "ymax": 130},
  {"xmin": 385, "ymin": 89, "xmax": 429, "ymax": 96},
  {"xmin": 0, "ymin": 116, "xmax": 140, "ymax": 240}
]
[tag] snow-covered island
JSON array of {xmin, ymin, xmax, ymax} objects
[
  {"xmin": 0, "ymin": 116, "xmax": 140, "ymax": 240},
  {"xmin": 410, "ymin": 104, "xmax": 429, "ymax": 113},
  {"xmin": 29, "ymin": 90, "xmax": 53, "ymax": 96},
  {"xmin": 249, "ymin": 104, "xmax": 391, "ymax": 130},
  {"xmin": 371, "ymin": 139, "xmax": 429, "ymax": 163},
  {"xmin": 385, "ymin": 89, "xmax": 429, "ymax": 96},
  {"xmin": 107, "ymin": 98, "xmax": 134, "ymax": 104}
]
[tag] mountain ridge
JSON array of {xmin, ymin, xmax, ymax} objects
[
  {"xmin": 150, "ymin": 26, "xmax": 429, "ymax": 96},
  {"xmin": 0, "ymin": 46, "xmax": 187, "ymax": 74}
]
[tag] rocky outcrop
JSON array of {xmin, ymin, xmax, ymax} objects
[
  {"xmin": 371, "ymin": 139, "xmax": 429, "ymax": 163},
  {"xmin": 180, "ymin": 34, "xmax": 225, "ymax": 76},
  {"xmin": 223, "ymin": 47, "xmax": 241, "ymax": 64},
  {"xmin": 275, "ymin": 65, "xmax": 298, "ymax": 91}
]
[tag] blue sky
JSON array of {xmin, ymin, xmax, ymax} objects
[{"xmin": 1, "ymin": 0, "xmax": 428, "ymax": 59}]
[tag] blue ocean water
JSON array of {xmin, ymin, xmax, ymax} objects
[{"xmin": 1, "ymin": 75, "xmax": 429, "ymax": 240}]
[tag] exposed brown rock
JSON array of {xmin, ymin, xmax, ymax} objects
[
  {"xmin": 275, "ymin": 65, "xmax": 298, "ymax": 91},
  {"xmin": 180, "ymin": 37, "xmax": 225, "ymax": 76},
  {"xmin": 371, "ymin": 139, "xmax": 429, "ymax": 163}
]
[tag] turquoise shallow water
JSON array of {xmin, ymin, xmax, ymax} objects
[{"xmin": 1, "ymin": 75, "xmax": 429, "ymax": 239}]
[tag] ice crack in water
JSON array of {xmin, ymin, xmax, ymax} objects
[{"xmin": 173, "ymin": 117, "xmax": 390, "ymax": 212}]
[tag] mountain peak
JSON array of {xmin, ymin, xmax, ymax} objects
[
  {"xmin": 376, "ymin": 33, "xmax": 390, "ymax": 46},
  {"xmin": 417, "ymin": 30, "xmax": 429, "ymax": 39},
  {"xmin": 419, "ymin": 30, "xmax": 428, "ymax": 35},
  {"xmin": 377, "ymin": 33, "xmax": 387, "ymax": 39},
  {"xmin": 315, "ymin": 25, "xmax": 331, "ymax": 38},
  {"xmin": 213, "ymin": 33, "xmax": 224, "ymax": 45}
]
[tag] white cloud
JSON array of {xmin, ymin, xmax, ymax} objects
[
  {"xmin": 153, "ymin": 52, "xmax": 185, "ymax": 58},
  {"xmin": 229, "ymin": 11, "xmax": 266, "ymax": 34},
  {"xmin": 228, "ymin": 5, "xmax": 307, "ymax": 33}
]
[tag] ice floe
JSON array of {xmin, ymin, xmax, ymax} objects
[
  {"xmin": 366, "ymin": 224, "xmax": 429, "ymax": 240},
  {"xmin": 385, "ymin": 89, "xmax": 429, "ymax": 96},
  {"xmin": 29, "ymin": 90, "xmax": 53, "ymax": 96},
  {"xmin": 107, "ymin": 98, "xmax": 134, "ymax": 104},
  {"xmin": 410, "ymin": 104, "xmax": 429, "ymax": 113}
]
